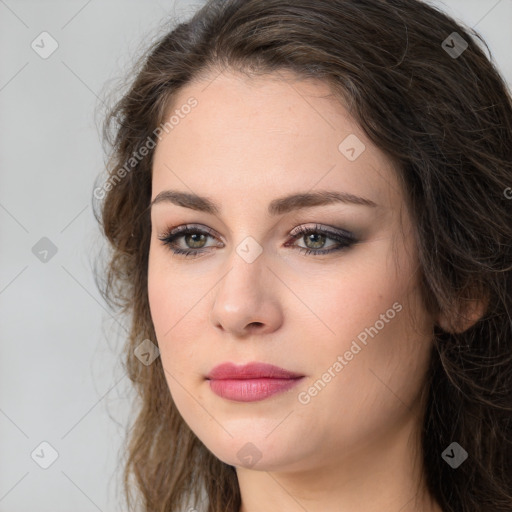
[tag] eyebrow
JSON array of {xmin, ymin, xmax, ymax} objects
[{"xmin": 150, "ymin": 189, "xmax": 378, "ymax": 216}]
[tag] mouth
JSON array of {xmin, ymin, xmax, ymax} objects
[{"xmin": 205, "ymin": 362, "xmax": 305, "ymax": 402}]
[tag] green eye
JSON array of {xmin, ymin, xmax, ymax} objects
[{"xmin": 158, "ymin": 223, "xmax": 357, "ymax": 258}]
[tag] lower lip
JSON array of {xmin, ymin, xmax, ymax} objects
[{"xmin": 208, "ymin": 377, "xmax": 304, "ymax": 402}]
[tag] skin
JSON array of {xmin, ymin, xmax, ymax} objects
[{"xmin": 147, "ymin": 68, "xmax": 445, "ymax": 512}]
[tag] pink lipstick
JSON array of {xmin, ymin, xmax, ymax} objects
[{"xmin": 206, "ymin": 362, "xmax": 304, "ymax": 402}]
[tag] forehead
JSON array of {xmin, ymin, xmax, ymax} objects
[
  {"xmin": 151, "ymin": 69, "xmax": 403, "ymax": 213},
  {"xmin": 159, "ymin": 69, "xmax": 351, "ymax": 144}
]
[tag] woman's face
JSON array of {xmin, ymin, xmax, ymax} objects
[{"xmin": 148, "ymin": 69, "xmax": 435, "ymax": 473}]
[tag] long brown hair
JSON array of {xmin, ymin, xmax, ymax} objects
[{"xmin": 93, "ymin": 1, "xmax": 512, "ymax": 510}]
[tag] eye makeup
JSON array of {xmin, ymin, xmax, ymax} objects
[{"xmin": 156, "ymin": 222, "xmax": 358, "ymax": 259}]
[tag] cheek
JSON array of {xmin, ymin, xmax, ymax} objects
[
  {"xmin": 147, "ymin": 252, "xmax": 169, "ymax": 334},
  {"xmin": 300, "ymin": 236, "xmax": 418, "ymax": 346},
  {"xmin": 326, "ymin": 252, "xmax": 430, "ymax": 397},
  {"xmin": 147, "ymin": 251, "xmax": 182, "ymax": 360},
  {"xmin": 298, "ymin": 234, "xmax": 431, "ymax": 393},
  {"xmin": 292, "ymin": 275, "xmax": 431, "ymax": 454},
  {"xmin": 147, "ymin": 244, "xmax": 190, "ymax": 331},
  {"xmin": 147, "ymin": 250, "xmax": 208, "ymax": 378},
  {"xmin": 147, "ymin": 257, "xmax": 213, "ymax": 427}
]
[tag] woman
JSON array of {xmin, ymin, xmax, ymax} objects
[{"xmin": 93, "ymin": 1, "xmax": 512, "ymax": 511}]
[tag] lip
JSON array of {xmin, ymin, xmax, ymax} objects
[
  {"xmin": 206, "ymin": 362, "xmax": 305, "ymax": 402},
  {"xmin": 206, "ymin": 362, "xmax": 303, "ymax": 380}
]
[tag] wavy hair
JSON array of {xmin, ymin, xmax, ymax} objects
[{"xmin": 93, "ymin": 1, "xmax": 512, "ymax": 511}]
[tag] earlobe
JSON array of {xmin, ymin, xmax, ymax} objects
[{"xmin": 436, "ymin": 294, "xmax": 489, "ymax": 333}]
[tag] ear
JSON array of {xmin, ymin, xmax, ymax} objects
[{"xmin": 436, "ymin": 293, "xmax": 489, "ymax": 333}]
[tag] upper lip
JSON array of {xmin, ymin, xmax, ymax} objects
[{"xmin": 206, "ymin": 362, "xmax": 304, "ymax": 380}]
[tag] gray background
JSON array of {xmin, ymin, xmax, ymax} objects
[{"xmin": 0, "ymin": 1, "xmax": 510, "ymax": 510}]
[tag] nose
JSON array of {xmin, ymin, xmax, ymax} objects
[{"xmin": 209, "ymin": 248, "xmax": 284, "ymax": 337}]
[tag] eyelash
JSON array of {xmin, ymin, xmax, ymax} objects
[{"xmin": 157, "ymin": 223, "xmax": 357, "ymax": 259}]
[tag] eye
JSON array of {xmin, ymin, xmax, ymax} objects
[
  {"xmin": 285, "ymin": 223, "xmax": 357, "ymax": 256},
  {"xmin": 157, "ymin": 223, "xmax": 357, "ymax": 258},
  {"xmin": 157, "ymin": 224, "xmax": 220, "ymax": 258}
]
